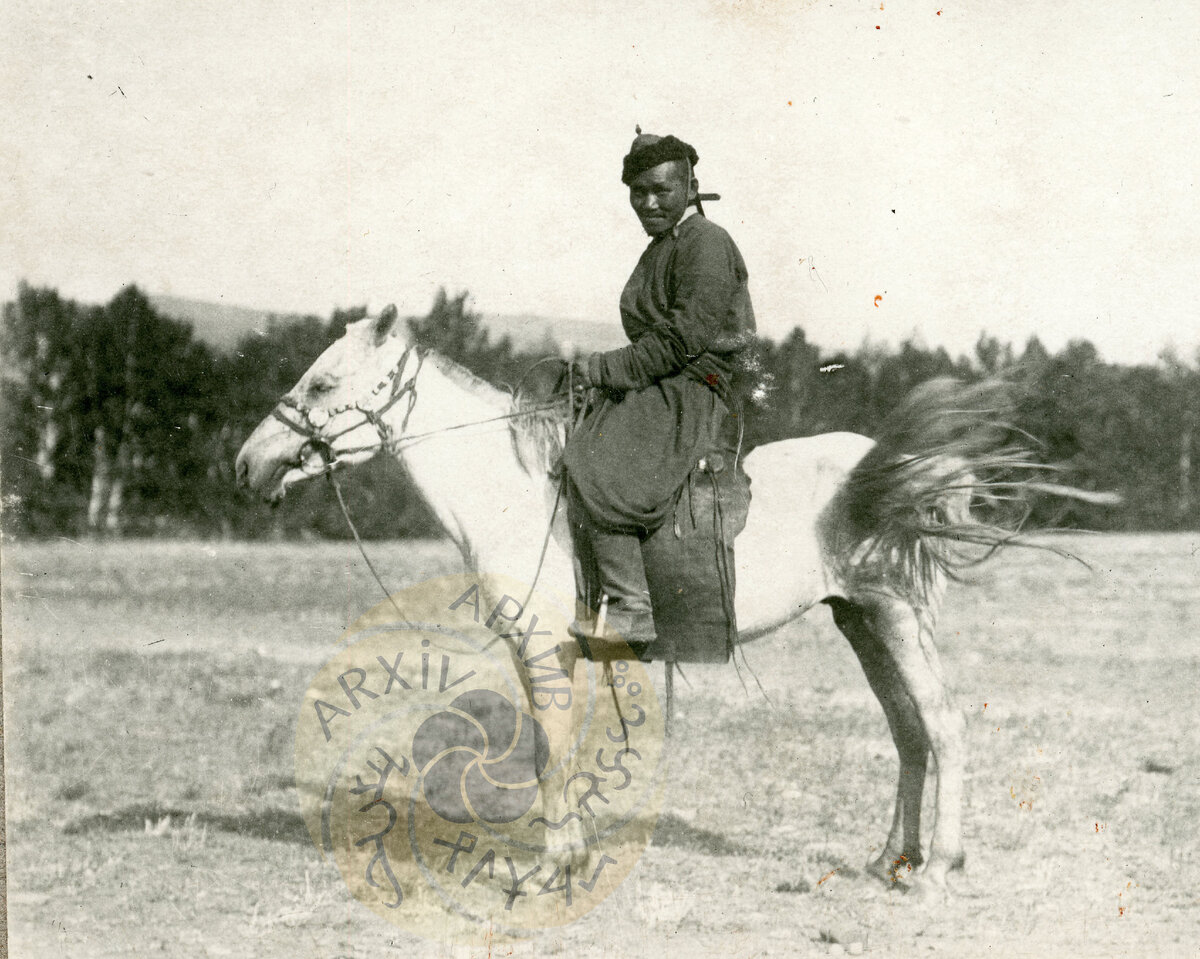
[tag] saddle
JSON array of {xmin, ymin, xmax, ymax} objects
[{"xmin": 575, "ymin": 451, "xmax": 751, "ymax": 664}]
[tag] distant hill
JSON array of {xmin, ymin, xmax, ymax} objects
[
  {"xmin": 479, "ymin": 313, "xmax": 625, "ymax": 356},
  {"xmin": 150, "ymin": 294, "xmax": 314, "ymax": 352},
  {"xmin": 150, "ymin": 293, "xmax": 625, "ymax": 357}
]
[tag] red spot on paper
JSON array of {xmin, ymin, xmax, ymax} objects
[
  {"xmin": 937, "ymin": 8, "xmax": 942, "ymax": 14},
  {"xmin": 874, "ymin": 295, "xmax": 883, "ymax": 307},
  {"xmin": 876, "ymin": 25, "xmax": 881, "ymax": 29},
  {"xmin": 787, "ymin": 100, "xmax": 793, "ymax": 105},
  {"xmin": 705, "ymin": 373, "xmax": 720, "ymax": 386}
]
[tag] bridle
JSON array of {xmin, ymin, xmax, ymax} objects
[
  {"xmin": 270, "ymin": 344, "xmax": 425, "ymax": 469},
  {"xmin": 270, "ymin": 344, "xmax": 570, "ymax": 472},
  {"xmin": 264, "ymin": 344, "xmax": 575, "ymax": 622}
]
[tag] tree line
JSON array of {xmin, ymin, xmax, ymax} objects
[{"xmin": 2, "ymin": 281, "xmax": 1196, "ymax": 538}]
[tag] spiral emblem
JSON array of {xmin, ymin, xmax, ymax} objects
[
  {"xmin": 296, "ymin": 573, "xmax": 665, "ymax": 941},
  {"xmin": 412, "ymin": 689, "xmax": 550, "ymax": 824}
]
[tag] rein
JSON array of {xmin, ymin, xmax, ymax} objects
[{"xmin": 327, "ymin": 471, "xmax": 409, "ymax": 623}]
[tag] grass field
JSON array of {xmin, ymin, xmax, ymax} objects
[{"xmin": 3, "ymin": 534, "xmax": 1199, "ymax": 958}]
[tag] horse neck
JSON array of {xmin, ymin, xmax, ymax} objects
[{"xmin": 384, "ymin": 355, "xmax": 553, "ymax": 579}]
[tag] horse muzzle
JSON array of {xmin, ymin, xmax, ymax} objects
[{"xmin": 235, "ymin": 418, "xmax": 334, "ymax": 502}]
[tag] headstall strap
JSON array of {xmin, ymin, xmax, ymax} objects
[
  {"xmin": 270, "ymin": 404, "xmax": 316, "ymax": 438},
  {"xmin": 268, "ymin": 346, "xmax": 423, "ymax": 454}
]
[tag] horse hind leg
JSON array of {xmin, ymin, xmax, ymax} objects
[
  {"xmin": 827, "ymin": 597, "xmax": 929, "ymax": 884},
  {"xmin": 854, "ymin": 595, "xmax": 968, "ymax": 893}
]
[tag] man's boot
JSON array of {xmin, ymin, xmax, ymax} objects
[
  {"xmin": 590, "ymin": 528, "xmax": 657, "ymax": 643},
  {"xmin": 569, "ymin": 526, "xmax": 657, "ymax": 650}
]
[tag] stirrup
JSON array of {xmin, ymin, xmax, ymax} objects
[{"xmin": 569, "ymin": 595, "xmax": 656, "ymax": 661}]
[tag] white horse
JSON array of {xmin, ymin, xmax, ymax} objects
[{"xmin": 236, "ymin": 306, "xmax": 1098, "ymax": 895}]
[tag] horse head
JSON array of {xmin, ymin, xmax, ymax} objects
[{"xmin": 235, "ymin": 305, "xmax": 418, "ymax": 502}]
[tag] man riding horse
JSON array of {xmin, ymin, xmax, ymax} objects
[{"xmin": 564, "ymin": 130, "xmax": 757, "ymax": 650}]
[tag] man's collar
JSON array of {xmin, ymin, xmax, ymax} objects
[
  {"xmin": 647, "ymin": 207, "xmax": 697, "ymax": 242},
  {"xmin": 671, "ymin": 207, "xmax": 698, "ymax": 238}
]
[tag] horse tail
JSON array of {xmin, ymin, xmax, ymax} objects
[{"xmin": 832, "ymin": 377, "xmax": 1119, "ymax": 605}]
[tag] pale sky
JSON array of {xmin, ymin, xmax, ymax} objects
[{"xmin": 3, "ymin": 1, "xmax": 1197, "ymax": 365}]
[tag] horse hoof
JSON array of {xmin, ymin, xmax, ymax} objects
[
  {"xmin": 864, "ymin": 856, "xmax": 893, "ymax": 885},
  {"xmin": 548, "ymin": 837, "xmax": 593, "ymax": 874},
  {"xmin": 865, "ymin": 853, "xmax": 918, "ymax": 886}
]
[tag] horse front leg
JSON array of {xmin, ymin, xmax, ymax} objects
[
  {"xmin": 827, "ymin": 598, "xmax": 929, "ymax": 884},
  {"xmin": 856, "ymin": 596, "xmax": 966, "ymax": 894},
  {"xmin": 529, "ymin": 640, "xmax": 596, "ymax": 869}
]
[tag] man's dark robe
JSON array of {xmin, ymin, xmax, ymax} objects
[{"xmin": 563, "ymin": 213, "xmax": 756, "ymax": 534}]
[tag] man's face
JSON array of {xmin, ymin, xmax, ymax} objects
[{"xmin": 628, "ymin": 160, "xmax": 696, "ymax": 236}]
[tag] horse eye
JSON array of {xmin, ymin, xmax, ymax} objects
[{"xmin": 308, "ymin": 376, "xmax": 335, "ymax": 396}]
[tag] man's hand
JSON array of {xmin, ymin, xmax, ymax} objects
[
  {"xmin": 568, "ymin": 358, "xmax": 591, "ymax": 389},
  {"xmin": 557, "ymin": 359, "xmax": 591, "ymax": 410},
  {"xmin": 584, "ymin": 353, "xmax": 605, "ymax": 389},
  {"xmin": 568, "ymin": 354, "xmax": 605, "ymax": 390}
]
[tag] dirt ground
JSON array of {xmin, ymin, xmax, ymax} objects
[{"xmin": 3, "ymin": 534, "xmax": 1198, "ymax": 958}]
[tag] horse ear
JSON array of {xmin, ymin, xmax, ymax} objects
[{"xmin": 373, "ymin": 304, "xmax": 398, "ymax": 345}]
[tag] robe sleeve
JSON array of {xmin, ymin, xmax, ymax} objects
[{"xmin": 590, "ymin": 226, "xmax": 743, "ymax": 391}]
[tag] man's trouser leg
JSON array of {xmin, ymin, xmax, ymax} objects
[{"xmin": 566, "ymin": 481, "xmax": 656, "ymax": 646}]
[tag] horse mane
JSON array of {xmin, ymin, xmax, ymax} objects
[
  {"xmin": 424, "ymin": 350, "xmax": 568, "ymax": 480},
  {"xmin": 425, "ymin": 351, "xmax": 510, "ymax": 400},
  {"xmin": 509, "ymin": 390, "xmax": 569, "ymax": 480}
]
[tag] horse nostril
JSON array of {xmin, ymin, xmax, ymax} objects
[{"xmin": 235, "ymin": 456, "xmax": 248, "ymax": 488}]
